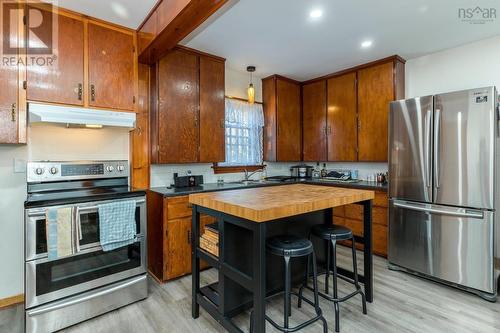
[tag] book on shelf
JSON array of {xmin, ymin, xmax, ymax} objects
[
  {"xmin": 200, "ymin": 236, "xmax": 219, "ymax": 257},
  {"xmin": 205, "ymin": 223, "xmax": 218, "ymax": 234},
  {"xmin": 203, "ymin": 230, "xmax": 219, "ymax": 243}
]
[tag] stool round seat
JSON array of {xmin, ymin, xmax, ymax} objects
[
  {"xmin": 267, "ymin": 235, "xmax": 313, "ymax": 257},
  {"xmin": 311, "ymin": 224, "xmax": 353, "ymax": 241}
]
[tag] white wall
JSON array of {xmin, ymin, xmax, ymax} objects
[
  {"xmin": 225, "ymin": 67, "xmax": 263, "ymax": 102},
  {"xmin": 406, "ymin": 35, "xmax": 500, "ymax": 98},
  {"xmin": 0, "ymin": 124, "xmax": 129, "ymax": 299}
]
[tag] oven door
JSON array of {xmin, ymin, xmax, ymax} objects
[
  {"xmin": 25, "ymin": 197, "xmax": 146, "ymax": 261},
  {"xmin": 25, "ymin": 196, "xmax": 147, "ymax": 308},
  {"xmin": 25, "ymin": 238, "xmax": 146, "ymax": 309}
]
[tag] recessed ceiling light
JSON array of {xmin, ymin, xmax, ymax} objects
[
  {"xmin": 361, "ymin": 40, "xmax": 373, "ymax": 48},
  {"xmin": 310, "ymin": 9, "xmax": 323, "ymax": 19}
]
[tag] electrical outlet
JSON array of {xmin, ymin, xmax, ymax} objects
[{"xmin": 14, "ymin": 158, "xmax": 26, "ymax": 173}]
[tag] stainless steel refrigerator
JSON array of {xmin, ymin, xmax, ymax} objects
[{"xmin": 388, "ymin": 86, "xmax": 499, "ymax": 301}]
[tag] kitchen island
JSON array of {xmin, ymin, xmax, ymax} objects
[{"xmin": 189, "ymin": 184, "xmax": 375, "ymax": 333}]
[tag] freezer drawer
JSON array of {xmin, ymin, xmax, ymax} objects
[{"xmin": 389, "ymin": 199, "xmax": 494, "ymax": 293}]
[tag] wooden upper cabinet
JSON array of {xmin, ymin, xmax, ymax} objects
[
  {"xmin": 302, "ymin": 80, "xmax": 327, "ymax": 162},
  {"xmin": 0, "ymin": 62, "xmax": 20, "ymax": 143},
  {"xmin": 277, "ymin": 79, "xmax": 301, "ymax": 161},
  {"xmin": 327, "ymin": 72, "xmax": 358, "ymax": 161},
  {"xmin": 357, "ymin": 62, "xmax": 395, "ymax": 161},
  {"xmin": 263, "ymin": 78, "xmax": 277, "ymax": 161},
  {"xmin": 0, "ymin": 2, "xmax": 24, "ymax": 144},
  {"xmin": 199, "ymin": 56, "xmax": 225, "ymax": 163},
  {"xmin": 26, "ymin": 9, "xmax": 84, "ymax": 106},
  {"xmin": 157, "ymin": 49, "xmax": 199, "ymax": 163},
  {"xmin": 152, "ymin": 47, "xmax": 225, "ymax": 164},
  {"xmin": 263, "ymin": 76, "xmax": 301, "ymax": 161},
  {"xmin": 88, "ymin": 23, "xmax": 135, "ymax": 111}
]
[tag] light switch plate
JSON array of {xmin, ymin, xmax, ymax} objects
[{"xmin": 14, "ymin": 158, "xmax": 26, "ymax": 173}]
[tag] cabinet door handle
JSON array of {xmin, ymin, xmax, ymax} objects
[
  {"xmin": 90, "ymin": 84, "xmax": 96, "ymax": 102},
  {"xmin": 220, "ymin": 119, "xmax": 225, "ymax": 129},
  {"xmin": 328, "ymin": 126, "xmax": 332, "ymax": 134},
  {"xmin": 187, "ymin": 230, "xmax": 191, "ymax": 244},
  {"xmin": 77, "ymin": 83, "xmax": 83, "ymax": 100},
  {"xmin": 11, "ymin": 103, "xmax": 16, "ymax": 122}
]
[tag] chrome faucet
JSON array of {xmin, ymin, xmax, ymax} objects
[{"xmin": 243, "ymin": 168, "xmax": 264, "ymax": 182}]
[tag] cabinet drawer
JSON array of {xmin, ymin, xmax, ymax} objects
[
  {"xmin": 373, "ymin": 224, "xmax": 388, "ymax": 256},
  {"xmin": 167, "ymin": 196, "xmax": 192, "ymax": 220},
  {"xmin": 373, "ymin": 206, "xmax": 388, "ymax": 226},
  {"xmin": 344, "ymin": 205, "xmax": 387, "ymax": 226},
  {"xmin": 333, "ymin": 206, "xmax": 345, "ymax": 217},
  {"xmin": 332, "ymin": 216, "xmax": 345, "ymax": 225},
  {"xmin": 343, "ymin": 218, "xmax": 364, "ymax": 236},
  {"xmin": 340, "ymin": 220, "xmax": 387, "ymax": 257},
  {"xmin": 374, "ymin": 191, "xmax": 388, "ymax": 207},
  {"xmin": 345, "ymin": 204, "xmax": 363, "ymax": 220}
]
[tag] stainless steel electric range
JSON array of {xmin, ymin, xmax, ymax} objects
[{"xmin": 24, "ymin": 160, "xmax": 147, "ymax": 333}]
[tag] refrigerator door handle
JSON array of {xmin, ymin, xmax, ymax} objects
[
  {"xmin": 434, "ymin": 108, "xmax": 441, "ymax": 189},
  {"xmin": 393, "ymin": 200, "xmax": 484, "ymax": 219},
  {"xmin": 425, "ymin": 109, "xmax": 432, "ymax": 188}
]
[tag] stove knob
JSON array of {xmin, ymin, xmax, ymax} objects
[
  {"xmin": 50, "ymin": 167, "xmax": 58, "ymax": 175},
  {"xmin": 35, "ymin": 167, "xmax": 44, "ymax": 175},
  {"xmin": 117, "ymin": 165, "xmax": 125, "ymax": 172},
  {"xmin": 106, "ymin": 165, "xmax": 115, "ymax": 172}
]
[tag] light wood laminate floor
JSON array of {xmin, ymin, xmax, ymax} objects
[{"xmin": 4, "ymin": 247, "xmax": 500, "ymax": 332}]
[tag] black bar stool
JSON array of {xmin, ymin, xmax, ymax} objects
[
  {"xmin": 250, "ymin": 235, "xmax": 327, "ymax": 333},
  {"xmin": 299, "ymin": 224, "xmax": 367, "ymax": 332}
]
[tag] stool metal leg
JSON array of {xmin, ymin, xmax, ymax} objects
[
  {"xmin": 312, "ymin": 251, "xmax": 328, "ymax": 333},
  {"xmin": 298, "ymin": 253, "xmax": 311, "ymax": 309},
  {"xmin": 331, "ymin": 238, "xmax": 340, "ymax": 332},
  {"xmin": 325, "ymin": 239, "xmax": 331, "ymax": 294},
  {"xmin": 351, "ymin": 238, "xmax": 367, "ymax": 315},
  {"xmin": 284, "ymin": 255, "xmax": 291, "ymax": 328}
]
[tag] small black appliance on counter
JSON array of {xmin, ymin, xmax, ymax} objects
[
  {"xmin": 290, "ymin": 164, "xmax": 314, "ymax": 179},
  {"xmin": 174, "ymin": 173, "xmax": 204, "ymax": 187}
]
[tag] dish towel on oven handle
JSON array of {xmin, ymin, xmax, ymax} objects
[
  {"xmin": 46, "ymin": 207, "xmax": 75, "ymax": 260},
  {"xmin": 98, "ymin": 200, "xmax": 137, "ymax": 251}
]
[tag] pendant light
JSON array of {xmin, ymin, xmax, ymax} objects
[{"xmin": 247, "ymin": 66, "xmax": 256, "ymax": 104}]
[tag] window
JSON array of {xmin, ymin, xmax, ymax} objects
[{"xmin": 218, "ymin": 98, "xmax": 264, "ymax": 167}]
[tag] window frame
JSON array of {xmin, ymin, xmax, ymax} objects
[{"xmin": 213, "ymin": 97, "xmax": 264, "ymax": 174}]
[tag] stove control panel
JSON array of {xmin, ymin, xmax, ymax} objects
[{"xmin": 27, "ymin": 160, "xmax": 129, "ymax": 183}]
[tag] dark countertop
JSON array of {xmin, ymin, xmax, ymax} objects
[
  {"xmin": 149, "ymin": 178, "xmax": 387, "ymax": 197},
  {"xmin": 306, "ymin": 179, "xmax": 388, "ymax": 191}
]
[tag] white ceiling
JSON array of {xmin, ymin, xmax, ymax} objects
[
  {"xmin": 48, "ymin": 0, "xmax": 157, "ymax": 29},
  {"xmin": 182, "ymin": 0, "xmax": 500, "ymax": 81}
]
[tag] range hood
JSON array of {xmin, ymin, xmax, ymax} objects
[{"xmin": 28, "ymin": 103, "xmax": 136, "ymax": 128}]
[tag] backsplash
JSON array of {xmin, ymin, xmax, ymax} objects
[{"xmin": 150, "ymin": 162, "xmax": 388, "ymax": 187}]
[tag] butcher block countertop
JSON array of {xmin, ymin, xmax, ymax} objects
[{"xmin": 188, "ymin": 184, "xmax": 375, "ymax": 222}]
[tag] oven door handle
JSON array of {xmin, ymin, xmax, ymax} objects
[
  {"xmin": 26, "ymin": 275, "xmax": 147, "ymax": 316},
  {"xmin": 76, "ymin": 199, "xmax": 146, "ymax": 213},
  {"xmin": 26, "ymin": 199, "xmax": 146, "ymax": 217}
]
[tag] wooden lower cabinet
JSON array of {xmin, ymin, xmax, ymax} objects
[
  {"xmin": 333, "ymin": 190, "xmax": 388, "ymax": 257},
  {"xmin": 147, "ymin": 191, "xmax": 213, "ymax": 282}
]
